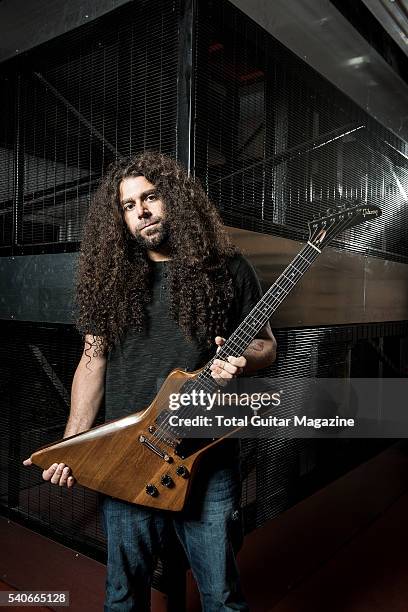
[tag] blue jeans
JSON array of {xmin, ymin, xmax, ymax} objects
[{"xmin": 101, "ymin": 461, "xmax": 249, "ymax": 611}]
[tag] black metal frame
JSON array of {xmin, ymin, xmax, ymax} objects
[{"xmin": 176, "ymin": 0, "xmax": 196, "ymax": 174}]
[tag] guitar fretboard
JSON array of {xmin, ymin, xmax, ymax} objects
[{"xmin": 196, "ymin": 242, "xmax": 321, "ymax": 391}]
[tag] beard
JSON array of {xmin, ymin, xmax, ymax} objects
[{"xmin": 132, "ymin": 218, "xmax": 171, "ymax": 251}]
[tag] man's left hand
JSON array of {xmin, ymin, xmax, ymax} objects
[{"xmin": 210, "ymin": 336, "xmax": 246, "ymax": 381}]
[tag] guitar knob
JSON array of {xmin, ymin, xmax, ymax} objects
[
  {"xmin": 176, "ymin": 465, "xmax": 189, "ymax": 479},
  {"xmin": 160, "ymin": 474, "xmax": 174, "ymax": 488},
  {"xmin": 146, "ymin": 484, "xmax": 159, "ymax": 497}
]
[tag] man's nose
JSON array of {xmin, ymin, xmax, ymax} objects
[{"xmin": 135, "ymin": 201, "xmax": 150, "ymax": 218}]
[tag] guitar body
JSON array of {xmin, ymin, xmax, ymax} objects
[{"xmin": 30, "ymin": 366, "xmax": 221, "ymax": 511}]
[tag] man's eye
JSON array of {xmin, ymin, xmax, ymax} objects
[
  {"xmin": 146, "ymin": 194, "xmax": 156, "ymax": 202},
  {"xmin": 124, "ymin": 203, "xmax": 134, "ymax": 211}
]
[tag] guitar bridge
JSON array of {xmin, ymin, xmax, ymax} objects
[{"xmin": 138, "ymin": 434, "xmax": 173, "ymax": 463}]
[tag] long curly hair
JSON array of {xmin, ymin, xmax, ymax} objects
[{"xmin": 75, "ymin": 151, "xmax": 239, "ymax": 356}]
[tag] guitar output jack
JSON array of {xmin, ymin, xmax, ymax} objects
[{"xmin": 146, "ymin": 484, "xmax": 159, "ymax": 497}]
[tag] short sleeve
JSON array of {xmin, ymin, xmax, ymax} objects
[{"xmin": 229, "ymin": 255, "xmax": 263, "ymax": 329}]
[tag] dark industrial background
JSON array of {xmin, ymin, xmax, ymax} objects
[{"xmin": 0, "ymin": 0, "xmax": 407, "ymax": 602}]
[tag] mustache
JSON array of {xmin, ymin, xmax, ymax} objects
[{"xmin": 135, "ymin": 217, "xmax": 162, "ymax": 231}]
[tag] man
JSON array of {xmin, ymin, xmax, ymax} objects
[{"xmin": 24, "ymin": 152, "xmax": 276, "ymax": 611}]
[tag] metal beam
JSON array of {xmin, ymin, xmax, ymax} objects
[
  {"xmin": 0, "ymin": 0, "xmax": 130, "ymax": 64},
  {"xmin": 176, "ymin": 0, "xmax": 196, "ymax": 175},
  {"xmin": 34, "ymin": 72, "xmax": 120, "ymax": 158},
  {"xmin": 229, "ymin": 0, "xmax": 408, "ymax": 142}
]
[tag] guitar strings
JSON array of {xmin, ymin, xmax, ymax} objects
[
  {"xmin": 198, "ymin": 212, "xmax": 354, "ymax": 381},
  {"xmin": 151, "ymin": 219, "xmax": 344, "ymax": 447},
  {"xmin": 151, "ymin": 213, "xmax": 354, "ymax": 448},
  {"xmin": 151, "ymin": 244, "xmax": 318, "ymax": 447},
  {"xmin": 152, "ymin": 213, "xmax": 353, "ymax": 448}
]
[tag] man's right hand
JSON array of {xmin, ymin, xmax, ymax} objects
[{"xmin": 23, "ymin": 458, "xmax": 76, "ymax": 488}]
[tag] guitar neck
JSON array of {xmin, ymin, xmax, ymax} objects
[{"xmin": 198, "ymin": 242, "xmax": 321, "ymax": 382}]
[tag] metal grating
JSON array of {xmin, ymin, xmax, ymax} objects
[
  {"xmin": 0, "ymin": 73, "xmax": 14, "ymax": 246},
  {"xmin": 0, "ymin": 0, "xmax": 179, "ymax": 253},
  {"xmin": 0, "ymin": 0, "xmax": 407, "ymax": 574},
  {"xmin": 0, "ymin": 322, "xmax": 106, "ymax": 556},
  {"xmin": 240, "ymin": 320, "xmax": 408, "ymax": 529},
  {"xmin": 194, "ymin": 0, "xmax": 408, "ymax": 263},
  {"xmin": 1, "ymin": 320, "xmax": 405, "ymax": 551}
]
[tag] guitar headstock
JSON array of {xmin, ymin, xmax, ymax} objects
[{"xmin": 308, "ymin": 200, "xmax": 382, "ymax": 249}]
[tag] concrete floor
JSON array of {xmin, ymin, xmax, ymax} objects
[{"xmin": 2, "ymin": 441, "xmax": 408, "ymax": 611}]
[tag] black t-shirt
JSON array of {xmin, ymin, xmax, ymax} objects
[{"xmin": 104, "ymin": 254, "xmax": 263, "ymax": 422}]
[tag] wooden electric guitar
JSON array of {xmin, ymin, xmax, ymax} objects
[{"xmin": 29, "ymin": 201, "xmax": 381, "ymax": 510}]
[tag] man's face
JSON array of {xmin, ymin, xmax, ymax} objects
[{"xmin": 119, "ymin": 176, "xmax": 169, "ymax": 251}]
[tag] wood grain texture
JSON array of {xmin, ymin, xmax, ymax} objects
[{"xmin": 30, "ymin": 367, "xmax": 223, "ymax": 511}]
